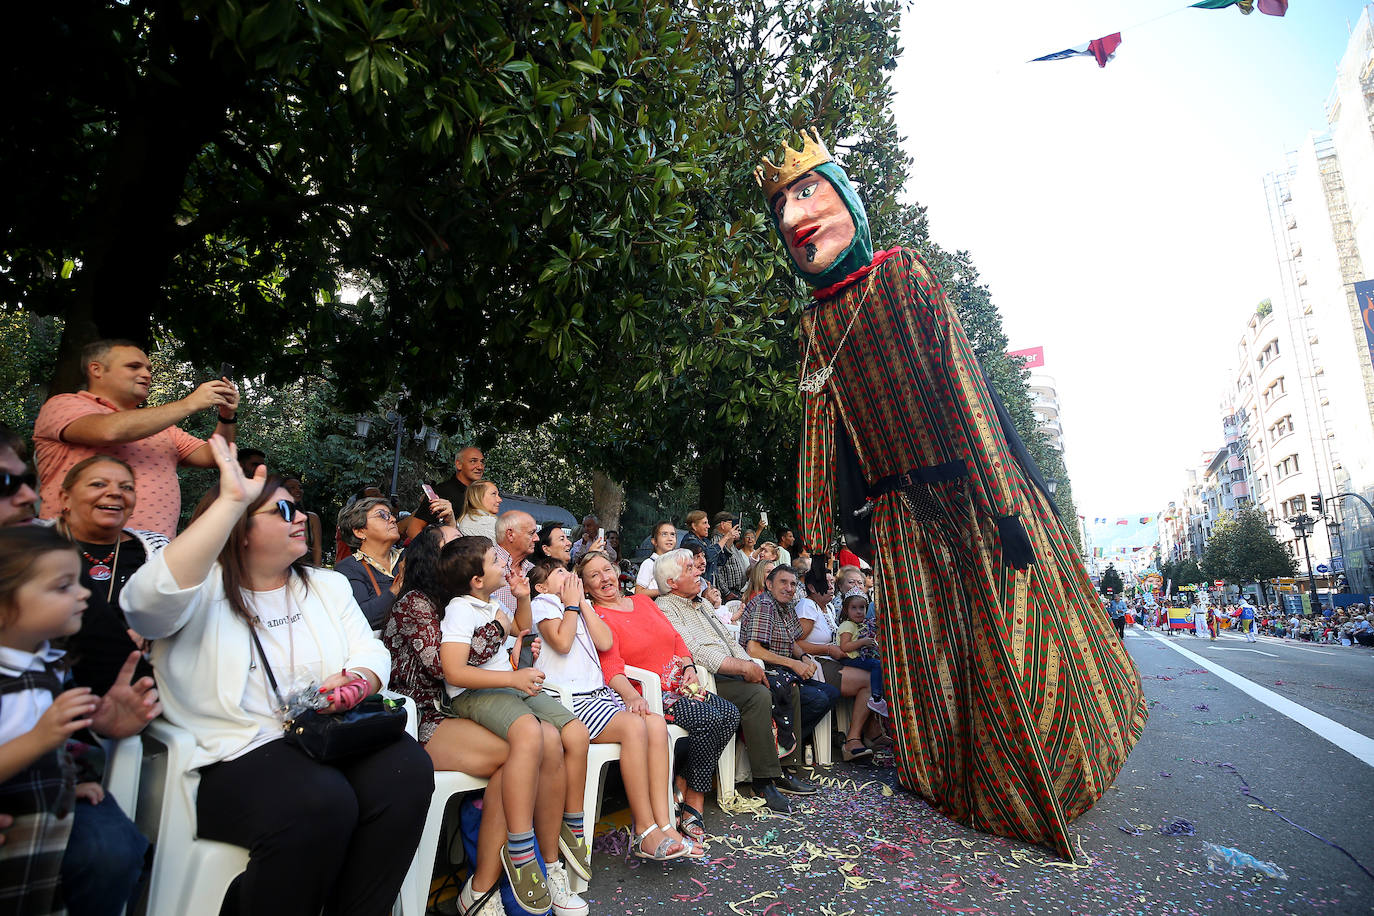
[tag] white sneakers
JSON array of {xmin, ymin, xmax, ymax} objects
[{"xmin": 545, "ymin": 861, "xmax": 589, "ymax": 916}]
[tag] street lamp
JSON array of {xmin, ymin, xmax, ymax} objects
[
  {"xmin": 355, "ymin": 409, "xmax": 441, "ymax": 506},
  {"xmin": 1284, "ymin": 513, "xmax": 1323, "ymax": 614}
]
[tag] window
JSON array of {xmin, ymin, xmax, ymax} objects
[
  {"xmin": 1268, "ymin": 414, "xmax": 1294, "ymax": 442},
  {"xmin": 1256, "ymin": 339, "xmax": 1281, "ymax": 369},
  {"xmin": 1275, "ymin": 454, "xmax": 1300, "ymax": 480},
  {"xmin": 1262, "ymin": 376, "xmax": 1286, "ymax": 405}
]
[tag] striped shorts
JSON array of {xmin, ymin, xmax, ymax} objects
[{"xmin": 568, "ymin": 686, "xmax": 625, "ymax": 739}]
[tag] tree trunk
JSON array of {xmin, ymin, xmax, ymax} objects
[
  {"xmin": 590, "ymin": 470, "xmax": 625, "ymax": 532},
  {"xmin": 48, "ymin": 9, "xmax": 234, "ymax": 394},
  {"xmin": 698, "ymin": 460, "xmax": 726, "ymax": 518}
]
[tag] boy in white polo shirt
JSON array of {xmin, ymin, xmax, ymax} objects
[{"xmin": 438, "ymin": 536, "xmax": 590, "ymax": 916}]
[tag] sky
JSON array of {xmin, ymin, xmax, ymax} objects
[{"xmin": 894, "ymin": 0, "xmax": 1371, "ymax": 524}]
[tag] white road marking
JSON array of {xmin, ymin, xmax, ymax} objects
[
  {"xmin": 1139, "ymin": 629, "xmax": 1374, "ymax": 769},
  {"xmin": 1207, "ymin": 647, "xmax": 1278, "ymax": 657}
]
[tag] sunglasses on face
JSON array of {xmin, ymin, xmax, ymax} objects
[
  {"xmin": 0, "ymin": 470, "xmax": 38, "ymax": 498},
  {"xmin": 255, "ymin": 499, "xmax": 301, "ymax": 523}
]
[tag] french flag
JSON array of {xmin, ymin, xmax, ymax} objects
[{"xmin": 1031, "ymin": 33, "xmax": 1122, "ymax": 68}]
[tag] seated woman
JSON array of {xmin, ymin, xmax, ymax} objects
[
  {"xmin": 457, "ymin": 481, "xmax": 502, "ymax": 542},
  {"xmin": 528, "ymin": 560, "xmax": 691, "ymax": 861},
  {"xmin": 533, "ymin": 522, "xmax": 574, "ymax": 569},
  {"xmin": 280, "ymin": 475, "xmax": 323, "ymax": 566},
  {"xmin": 45, "ymin": 456, "xmax": 165, "ymax": 697},
  {"xmin": 796, "ymin": 561, "xmax": 874, "ymax": 762},
  {"xmin": 384, "ymin": 527, "xmax": 586, "ymax": 916},
  {"xmin": 740, "ymin": 560, "xmax": 775, "ymax": 618},
  {"xmin": 577, "ymin": 552, "xmax": 739, "ymax": 849},
  {"xmin": 335, "ymin": 496, "xmax": 431, "ymax": 630},
  {"xmin": 120, "ymin": 438, "xmax": 432, "ymax": 916},
  {"xmin": 634, "ymin": 520, "xmax": 677, "ymax": 599}
]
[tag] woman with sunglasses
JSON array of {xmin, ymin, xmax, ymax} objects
[
  {"xmin": 120, "ymin": 437, "xmax": 433, "ymax": 916},
  {"xmin": 334, "ymin": 498, "xmax": 406, "ymax": 630}
]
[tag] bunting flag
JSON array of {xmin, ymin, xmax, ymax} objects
[
  {"xmin": 1031, "ymin": 32, "xmax": 1123, "ymax": 68},
  {"xmin": 1116, "ymin": 518, "xmax": 1129, "ymax": 525},
  {"xmin": 1191, "ymin": 0, "xmax": 1287, "ymax": 15},
  {"xmin": 1139, "ymin": 516, "xmax": 1153, "ymax": 524}
]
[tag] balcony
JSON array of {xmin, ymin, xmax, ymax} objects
[
  {"xmin": 1232, "ymin": 481, "xmax": 1250, "ymax": 499},
  {"xmin": 1227, "ymin": 455, "xmax": 1243, "ymax": 472}
]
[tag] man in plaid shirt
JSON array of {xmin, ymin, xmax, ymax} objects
[{"xmin": 737, "ymin": 565, "xmax": 839, "ymax": 763}]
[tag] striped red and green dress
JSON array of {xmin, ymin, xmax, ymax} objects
[{"xmin": 797, "ymin": 248, "xmax": 1147, "ymax": 858}]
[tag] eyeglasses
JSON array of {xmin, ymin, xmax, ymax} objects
[
  {"xmin": 369, "ymin": 509, "xmax": 396, "ymax": 523},
  {"xmin": 0, "ymin": 470, "xmax": 38, "ymax": 498},
  {"xmin": 254, "ymin": 499, "xmax": 300, "ymax": 523}
]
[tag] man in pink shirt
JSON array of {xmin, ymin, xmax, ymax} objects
[{"xmin": 33, "ymin": 339, "xmax": 240, "ymax": 536}]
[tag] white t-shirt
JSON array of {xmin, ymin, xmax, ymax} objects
[
  {"xmin": 439, "ymin": 594, "xmax": 511, "ymax": 698},
  {"xmin": 796, "ymin": 597, "xmax": 836, "ymax": 645},
  {"xmin": 240, "ymin": 586, "xmax": 325, "ymax": 759},
  {"xmin": 0, "ymin": 643, "xmax": 64, "ymax": 745},
  {"xmin": 530, "ymin": 593, "xmax": 605, "ymax": 693},
  {"xmin": 637, "ymin": 556, "xmax": 661, "ymax": 591}
]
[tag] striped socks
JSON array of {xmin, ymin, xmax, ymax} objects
[
  {"xmin": 507, "ymin": 829, "xmax": 537, "ymax": 868},
  {"xmin": 562, "ymin": 812, "xmax": 585, "ymax": 844}
]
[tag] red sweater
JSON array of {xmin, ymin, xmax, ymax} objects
[{"xmin": 593, "ymin": 594, "xmax": 689, "ymax": 693}]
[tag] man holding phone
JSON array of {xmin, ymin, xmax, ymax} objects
[
  {"xmin": 712, "ymin": 511, "xmax": 748, "ymax": 602},
  {"xmin": 33, "ymin": 339, "xmax": 240, "ymax": 536},
  {"xmin": 403, "ymin": 445, "xmax": 484, "ymax": 538}
]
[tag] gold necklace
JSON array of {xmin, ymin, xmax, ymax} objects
[{"xmin": 798, "ymin": 274, "xmax": 877, "ymax": 394}]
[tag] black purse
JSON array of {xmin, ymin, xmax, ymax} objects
[{"xmin": 249, "ymin": 625, "xmax": 407, "ymax": 763}]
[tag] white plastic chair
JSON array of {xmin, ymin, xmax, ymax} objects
[
  {"xmin": 396, "ymin": 768, "xmax": 488, "ymax": 916},
  {"xmin": 142, "ymin": 695, "xmax": 418, "ymax": 916},
  {"xmin": 101, "ymin": 734, "xmax": 144, "ymax": 818},
  {"xmin": 694, "ymin": 668, "xmax": 748, "ymax": 799},
  {"xmin": 140, "ymin": 717, "xmax": 251, "ymax": 916}
]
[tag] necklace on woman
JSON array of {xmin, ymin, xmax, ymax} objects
[
  {"xmin": 80, "ymin": 544, "xmax": 116, "ymax": 582},
  {"xmin": 798, "ymin": 274, "xmax": 876, "ymax": 394}
]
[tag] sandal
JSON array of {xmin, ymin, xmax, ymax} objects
[
  {"xmin": 841, "ymin": 738, "xmax": 874, "ymax": 762},
  {"xmin": 632, "ymin": 825, "xmax": 686, "ymax": 861},
  {"xmin": 663, "ymin": 823, "xmax": 707, "ymax": 859},
  {"xmin": 676, "ymin": 803, "xmax": 706, "ymax": 842}
]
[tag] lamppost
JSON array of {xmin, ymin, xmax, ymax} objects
[
  {"xmin": 1264, "ymin": 520, "xmax": 1279, "ymax": 610},
  {"xmin": 1284, "ymin": 513, "xmax": 1322, "ymax": 615},
  {"xmin": 355, "ymin": 411, "xmax": 441, "ymax": 505}
]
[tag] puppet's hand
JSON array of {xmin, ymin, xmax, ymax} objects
[{"xmin": 997, "ymin": 516, "xmax": 1034, "ymax": 570}]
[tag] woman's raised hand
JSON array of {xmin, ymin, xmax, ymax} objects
[{"xmin": 208, "ymin": 435, "xmax": 266, "ymax": 507}]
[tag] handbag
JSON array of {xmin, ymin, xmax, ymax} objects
[{"xmin": 249, "ymin": 624, "xmax": 407, "ymax": 763}]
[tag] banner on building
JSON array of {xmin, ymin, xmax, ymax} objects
[
  {"xmin": 1009, "ymin": 346, "xmax": 1046, "ymax": 369},
  {"xmin": 1357, "ymin": 279, "xmax": 1374, "ymax": 375}
]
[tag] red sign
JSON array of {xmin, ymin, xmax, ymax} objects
[
  {"xmin": 1009, "ymin": 346, "xmax": 1045, "ymax": 369},
  {"xmin": 1213, "ymin": 580, "xmax": 1224, "ymax": 588}
]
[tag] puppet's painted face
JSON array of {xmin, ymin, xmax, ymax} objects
[{"xmin": 771, "ymin": 171, "xmax": 856, "ymax": 275}]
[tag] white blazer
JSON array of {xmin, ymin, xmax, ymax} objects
[{"xmin": 121, "ymin": 550, "xmax": 391, "ymax": 771}]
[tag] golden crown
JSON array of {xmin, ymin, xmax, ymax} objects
[{"xmin": 754, "ymin": 127, "xmax": 833, "ymax": 199}]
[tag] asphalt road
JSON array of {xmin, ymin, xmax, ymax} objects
[{"xmin": 579, "ymin": 628, "xmax": 1374, "ymax": 916}]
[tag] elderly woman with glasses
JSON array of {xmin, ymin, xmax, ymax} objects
[
  {"xmin": 120, "ymin": 438, "xmax": 432, "ymax": 916},
  {"xmin": 334, "ymin": 497, "xmax": 406, "ymax": 630}
]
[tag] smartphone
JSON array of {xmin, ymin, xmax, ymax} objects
[
  {"xmin": 759, "ymin": 510, "xmax": 769, "ymax": 528},
  {"xmin": 218, "ymin": 361, "xmax": 234, "ymax": 381},
  {"xmin": 597, "ymin": 527, "xmax": 606, "ymax": 542},
  {"xmin": 421, "ymin": 483, "xmax": 438, "ymax": 502}
]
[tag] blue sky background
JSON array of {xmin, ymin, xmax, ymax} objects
[{"xmin": 894, "ymin": 1, "xmax": 1372, "ymax": 523}]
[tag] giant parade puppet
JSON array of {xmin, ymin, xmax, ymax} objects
[{"xmin": 756, "ymin": 130, "xmax": 1147, "ymax": 858}]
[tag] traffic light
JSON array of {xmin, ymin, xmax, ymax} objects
[{"xmin": 1310, "ymin": 493, "xmax": 1322, "ymax": 515}]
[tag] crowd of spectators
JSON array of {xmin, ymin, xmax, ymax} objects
[{"xmin": 0, "ymin": 340, "xmax": 897, "ymax": 916}]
